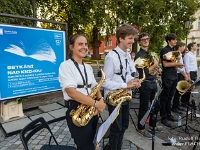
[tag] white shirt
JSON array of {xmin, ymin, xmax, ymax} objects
[
  {"xmin": 59, "ymin": 59, "xmax": 97, "ymax": 100},
  {"xmin": 102, "ymin": 46, "xmax": 134, "ymax": 99},
  {"xmin": 129, "ymin": 58, "xmax": 136, "ymax": 73},
  {"xmin": 177, "ymin": 54, "xmax": 185, "ymax": 73},
  {"xmin": 183, "ymin": 51, "xmax": 198, "ymax": 73}
]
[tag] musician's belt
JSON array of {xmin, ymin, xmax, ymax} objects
[
  {"xmin": 144, "ymin": 79, "xmax": 156, "ymax": 83},
  {"xmin": 77, "ymin": 84, "xmax": 91, "ymax": 88}
]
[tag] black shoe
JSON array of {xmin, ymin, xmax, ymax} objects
[
  {"xmin": 161, "ymin": 119, "xmax": 172, "ymax": 127},
  {"xmin": 177, "ymin": 106, "xmax": 185, "ymax": 111},
  {"xmin": 187, "ymin": 103, "xmax": 193, "ymax": 107},
  {"xmin": 171, "ymin": 108, "xmax": 183, "ymax": 115},
  {"xmin": 181, "ymin": 103, "xmax": 188, "ymax": 108},
  {"xmin": 167, "ymin": 115, "xmax": 178, "ymax": 122},
  {"xmin": 138, "ymin": 130, "xmax": 152, "ymax": 139}
]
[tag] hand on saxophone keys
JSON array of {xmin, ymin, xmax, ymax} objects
[
  {"xmin": 94, "ymin": 97, "xmax": 106, "ymax": 114},
  {"xmin": 127, "ymin": 79, "xmax": 141, "ymax": 89}
]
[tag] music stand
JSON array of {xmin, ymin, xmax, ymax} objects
[
  {"xmin": 192, "ymin": 132, "xmax": 200, "ymax": 150},
  {"xmin": 170, "ymin": 104, "xmax": 192, "ymax": 138},
  {"xmin": 189, "ymin": 93, "xmax": 200, "ymax": 124},
  {"xmin": 170, "ymin": 79, "xmax": 200, "ymax": 137},
  {"xmin": 140, "ymin": 90, "xmax": 161, "ymax": 150}
]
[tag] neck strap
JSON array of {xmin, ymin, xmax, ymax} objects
[
  {"xmin": 71, "ymin": 58, "xmax": 89, "ymax": 94},
  {"xmin": 113, "ymin": 49, "xmax": 128, "ymax": 83}
]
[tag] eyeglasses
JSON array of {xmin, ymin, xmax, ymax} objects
[{"xmin": 140, "ymin": 38, "xmax": 150, "ymax": 42}]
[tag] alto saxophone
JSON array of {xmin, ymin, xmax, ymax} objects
[
  {"xmin": 70, "ymin": 62, "xmax": 106, "ymax": 127},
  {"xmin": 107, "ymin": 70, "xmax": 145, "ymax": 106}
]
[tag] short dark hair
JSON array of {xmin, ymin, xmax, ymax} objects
[
  {"xmin": 165, "ymin": 33, "xmax": 177, "ymax": 43},
  {"xmin": 138, "ymin": 32, "xmax": 150, "ymax": 41},
  {"xmin": 187, "ymin": 42, "xmax": 196, "ymax": 51},
  {"xmin": 130, "ymin": 51, "xmax": 135, "ymax": 55},
  {"xmin": 174, "ymin": 42, "xmax": 185, "ymax": 50},
  {"xmin": 116, "ymin": 24, "xmax": 138, "ymax": 43}
]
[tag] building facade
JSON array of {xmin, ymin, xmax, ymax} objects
[{"xmin": 188, "ymin": 8, "xmax": 200, "ymax": 60}]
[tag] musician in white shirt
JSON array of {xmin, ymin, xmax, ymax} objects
[
  {"xmin": 102, "ymin": 24, "xmax": 141, "ymax": 150},
  {"xmin": 182, "ymin": 42, "xmax": 198, "ymax": 107},
  {"xmin": 172, "ymin": 42, "xmax": 188, "ymax": 113}
]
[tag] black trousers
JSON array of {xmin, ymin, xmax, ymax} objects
[
  {"xmin": 137, "ymin": 81, "xmax": 158, "ymax": 130},
  {"xmin": 107, "ymin": 102, "xmax": 129, "ymax": 150},
  {"xmin": 160, "ymin": 78, "xmax": 177, "ymax": 119},
  {"xmin": 66, "ymin": 100, "xmax": 98, "ymax": 150}
]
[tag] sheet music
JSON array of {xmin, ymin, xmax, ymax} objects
[{"xmin": 95, "ymin": 100, "xmax": 122, "ymax": 144}]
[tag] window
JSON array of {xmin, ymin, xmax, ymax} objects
[
  {"xmin": 198, "ymin": 18, "xmax": 200, "ymax": 30},
  {"xmin": 105, "ymin": 40, "xmax": 112, "ymax": 46},
  {"xmin": 197, "ymin": 44, "xmax": 200, "ymax": 56}
]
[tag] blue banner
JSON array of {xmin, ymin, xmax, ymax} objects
[{"xmin": 0, "ymin": 24, "xmax": 66, "ymax": 100}]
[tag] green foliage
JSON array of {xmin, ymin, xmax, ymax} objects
[
  {"xmin": 4, "ymin": 97, "xmax": 28, "ymax": 105},
  {"xmin": 0, "ymin": 0, "xmax": 199, "ymax": 56},
  {"xmin": 127, "ymin": 0, "xmax": 199, "ymax": 54},
  {"xmin": 0, "ymin": 0, "xmax": 33, "ymax": 26}
]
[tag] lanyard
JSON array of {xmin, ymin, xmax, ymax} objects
[{"xmin": 71, "ymin": 58, "xmax": 89, "ymax": 95}]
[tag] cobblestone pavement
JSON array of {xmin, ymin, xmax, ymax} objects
[
  {"xmin": 0, "ymin": 116, "xmax": 138, "ymax": 150},
  {"xmin": 129, "ymin": 80, "xmax": 200, "ymax": 150}
]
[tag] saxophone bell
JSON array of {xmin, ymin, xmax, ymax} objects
[{"xmin": 70, "ymin": 61, "xmax": 106, "ymax": 127}]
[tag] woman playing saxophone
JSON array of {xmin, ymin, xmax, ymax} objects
[{"xmin": 59, "ymin": 34, "xmax": 106, "ymax": 150}]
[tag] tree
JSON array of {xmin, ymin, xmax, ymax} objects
[
  {"xmin": 0, "ymin": 0, "xmax": 33, "ymax": 26},
  {"xmin": 1, "ymin": 0, "xmax": 198, "ymax": 56},
  {"xmin": 125, "ymin": 0, "xmax": 199, "ymax": 53}
]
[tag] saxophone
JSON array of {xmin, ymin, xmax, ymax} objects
[
  {"xmin": 106, "ymin": 55, "xmax": 152, "ymax": 106},
  {"xmin": 107, "ymin": 70, "xmax": 145, "ymax": 106},
  {"xmin": 70, "ymin": 63, "xmax": 106, "ymax": 127}
]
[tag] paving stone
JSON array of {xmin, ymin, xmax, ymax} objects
[
  {"xmin": 48, "ymin": 108, "xmax": 67, "ymax": 118},
  {"xmin": 39, "ymin": 103, "xmax": 63, "ymax": 112},
  {"xmin": 0, "ymin": 147, "xmax": 8, "ymax": 150},
  {"xmin": 29, "ymin": 113, "xmax": 54, "ymax": 122},
  {"xmin": 0, "ymin": 115, "xmax": 27, "ymax": 124},
  {"xmin": 1, "ymin": 117, "xmax": 32, "ymax": 133}
]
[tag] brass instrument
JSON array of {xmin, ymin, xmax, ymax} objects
[
  {"xmin": 106, "ymin": 56, "xmax": 147, "ymax": 106},
  {"xmin": 135, "ymin": 54, "xmax": 153, "ymax": 68},
  {"xmin": 135, "ymin": 54, "xmax": 159, "ymax": 75},
  {"xmin": 176, "ymin": 80, "xmax": 195, "ymax": 93},
  {"xmin": 106, "ymin": 73, "xmax": 145, "ymax": 106},
  {"xmin": 163, "ymin": 51, "xmax": 180, "ymax": 69},
  {"xmin": 70, "ymin": 62, "xmax": 106, "ymax": 127}
]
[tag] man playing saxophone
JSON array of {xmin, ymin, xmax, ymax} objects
[
  {"xmin": 59, "ymin": 34, "xmax": 106, "ymax": 150},
  {"xmin": 102, "ymin": 24, "xmax": 141, "ymax": 150},
  {"xmin": 172, "ymin": 42, "xmax": 188, "ymax": 114},
  {"xmin": 135, "ymin": 32, "xmax": 162, "ymax": 139}
]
